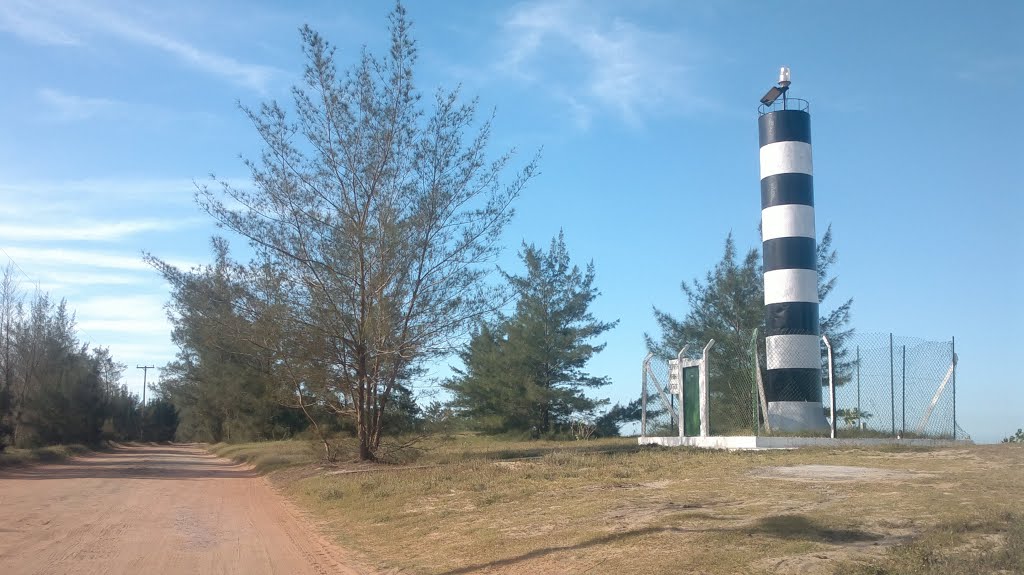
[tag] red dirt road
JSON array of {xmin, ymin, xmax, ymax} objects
[{"xmin": 0, "ymin": 444, "xmax": 368, "ymax": 575}]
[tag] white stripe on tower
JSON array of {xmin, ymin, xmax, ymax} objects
[
  {"xmin": 764, "ymin": 269, "xmax": 818, "ymax": 305},
  {"xmin": 761, "ymin": 204, "xmax": 816, "ymax": 241},
  {"xmin": 759, "ymin": 141, "xmax": 813, "ymax": 178}
]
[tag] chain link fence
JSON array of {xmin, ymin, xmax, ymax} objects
[
  {"xmin": 837, "ymin": 333, "xmax": 964, "ymax": 439},
  {"xmin": 640, "ymin": 353, "xmax": 676, "ymax": 437},
  {"xmin": 641, "ymin": 332, "xmax": 967, "ymax": 440}
]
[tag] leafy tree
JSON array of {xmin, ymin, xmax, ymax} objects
[
  {"xmin": 148, "ymin": 240, "xmax": 308, "ymax": 443},
  {"xmin": 187, "ymin": 4, "xmax": 536, "ymax": 460},
  {"xmin": 0, "ymin": 264, "xmax": 21, "ymax": 450},
  {"xmin": 141, "ymin": 399, "xmax": 180, "ymax": 442},
  {"xmin": 817, "ymin": 225, "xmax": 855, "ymax": 385},
  {"xmin": 837, "ymin": 407, "xmax": 873, "ymax": 427},
  {"xmin": 593, "ymin": 398, "xmax": 642, "ymax": 437},
  {"xmin": 0, "ymin": 266, "xmax": 150, "ymax": 448},
  {"xmin": 105, "ymin": 384, "xmax": 142, "ymax": 440},
  {"xmin": 446, "ymin": 232, "xmax": 617, "ymax": 435},
  {"xmin": 646, "ymin": 233, "xmax": 762, "ymax": 432},
  {"xmin": 1003, "ymin": 429, "xmax": 1024, "ymax": 444},
  {"xmin": 11, "ymin": 295, "xmax": 120, "ymax": 446},
  {"xmin": 646, "ymin": 226, "xmax": 853, "ymax": 433}
]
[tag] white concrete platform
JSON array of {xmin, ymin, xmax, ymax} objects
[{"xmin": 637, "ymin": 435, "xmax": 970, "ymax": 450}]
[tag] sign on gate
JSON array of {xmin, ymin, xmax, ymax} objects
[{"xmin": 668, "ymin": 359, "xmax": 681, "ymax": 394}]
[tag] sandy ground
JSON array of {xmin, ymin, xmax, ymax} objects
[{"xmin": 0, "ymin": 444, "xmax": 370, "ymax": 575}]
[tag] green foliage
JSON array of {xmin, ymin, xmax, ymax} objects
[
  {"xmin": 1003, "ymin": 429, "xmax": 1024, "ymax": 443},
  {"xmin": 646, "ymin": 233, "xmax": 762, "ymax": 432},
  {"xmin": 836, "ymin": 407, "xmax": 873, "ymax": 427},
  {"xmin": 380, "ymin": 384, "xmax": 424, "ymax": 435},
  {"xmin": 593, "ymin": 398, "xmax": 643, "ymax": 437},
  {"xmin": 0, "ymin": 264, "xmax": 156, "ymax": 448},
  {"xmin": 817, "ymin": 225, "xmax": 855, "ymax": 385},
  {"xmin": 646, "ymin": 227, "xmax": 854, "ymax": 432},
  {"xmin": 160, "ymin": 3, "xmax": 535, "ymax": 461},
  {"xmin": 446, "ymin": 231, "xmax": 617, "ymax": 435},
  {"xmin": 147, "ymin": 239, "xmax": 309, "ymax": 443},
  {"xmin": 11, "ymin": 295, "xmax": 109, "ymax": 446},
  {"xmin": 141, "ymin": 399, "xmax": 180, "ymax": 442}
]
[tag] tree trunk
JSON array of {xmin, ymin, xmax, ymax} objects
[
  {"xmin": 355, "ymin": 378, "xmax": 373, "ymax": 461},
  {"xmin": 357, "ymin": 403, "xmax": 373, "ymax": 461}
]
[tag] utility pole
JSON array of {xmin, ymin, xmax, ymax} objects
[{"xmin": 137, "ymin": 365, "xmax": 155, "ymax": 405}]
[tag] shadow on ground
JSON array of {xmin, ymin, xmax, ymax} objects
[
  {"xmin": 0, "ymin": 445, "xmax": 257, "ymax": 481},
  {"xmin": 438, "ymin": 514, "xmax": 880, "ymax": 574}
]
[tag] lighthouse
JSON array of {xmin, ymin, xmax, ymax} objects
[{"xmin": 758, "ymin": 67, "xmax": 828, "ymax": 431}]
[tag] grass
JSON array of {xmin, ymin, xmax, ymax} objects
[
  {"xmin": 209, "ymin": 435, "xmax": 1024, "ymax": 574},
  {"xmin": 210, "ymin": 440, "xmax": 324, "ymax": 472},
  {"xmin": 0, "ymin": 444, "xmax": 93, "ymax": 468},
  {"xmin": 838, "ymin": 512, "xmax": 1024, "ymax": 574}
]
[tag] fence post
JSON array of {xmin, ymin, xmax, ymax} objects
[
  {"xmin": 753, "ymin": 330, "xmax": 770, "ymax": 435},
  {"xmin": 823, "ymin": 335, "xmax": 836, "ymax": 439},
  {"xmin": 699, "ymin": 339, "xmax": 715, "ymax": 437},
  {"xmin": 890, "ymin": 333, "xmax": 895, "ymax": 437},
  {"xmin": 952, "ymin": 337, "xmax": 957, "ymax": 440},
  {"xmin": 670, "ymin": 394, "xmax": 675, "ymax": 434},
  {"xmin": 751, "ymin": 330, "xmax": 759, "ymax": 436},
  {"xmin": 856, "ymin": 346, "xmax": 861, "ymax": 429},
  {"xmin": 676, "ymin": 347, "xmax": 687, "ymax": 438},
  {"xmin": 641, "ymin": 353, "xmax": 651, "ymax": 437},
  {"xmin": 901, "ymin": 345, "xmax": 906, "ymax": 436}
]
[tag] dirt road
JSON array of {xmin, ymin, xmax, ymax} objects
[{"xmin": 0, "ymin": 444, "xmax": 368, "ymax": 575}]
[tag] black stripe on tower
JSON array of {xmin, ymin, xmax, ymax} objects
[
  {"xmin": 765, "ymin": 369, "xmax": 822, "ymax": 401},
  {"xmin": 761, "ymin": 173, "xmax": 814, "ymax": 209},
  {"xmin": 762, "ymin": 237, "xmax": 816, "ymax": 271},
  {"xmin": 765, "ymin": 302, "xmax": 819, "ymax": 336},
  {"xmin": 758, "ymin": 110, "xmax": 811, "ymax": 146}
]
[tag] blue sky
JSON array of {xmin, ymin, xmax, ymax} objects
[{"xmin": 1, "ymin": 0, "xmax": 1020, "ymax": 442}]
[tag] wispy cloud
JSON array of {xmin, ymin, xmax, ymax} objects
[
  {"xmin": 75, "ymin": 294, "xmax": 170, "ymax": 336},
  {"xmin": 0, "ymin": 178, "xmax": 210, "ymax": 208},
  {"xmin": 103, "ymin": 341, "xmax": 172, "ymax": 387},
  {"xmin": 79, "ymin": 318, "xmax": 168, "ymax": 335},
  {"xmin": 33, "ymin": 269, "xmax": 146, "ymax": 287},
  {"xmin": 0, "ymin": 218, "xmax": 198, "ymax": 242},
  {"xmin": 2, "ymin": 246, "xmax": 193, "ymax": 272},
  {"xmin": 500, "ymin": 0, "xmax": 698, "ymax": 127},
  {"xmin": 38, "ymin": 88, "xmax": 120, "ymax": 121},
  {"xmin": 77, "ymin": 3, "xmax": 276, "ymax": 92},
  {"xmin": 1, "ymin": 0, "xmax": 276, "ymax": 91},
  {"xmin": 0, "ymin": 0, "xmax": 79, "ymax": 45}
]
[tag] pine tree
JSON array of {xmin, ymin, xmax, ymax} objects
[
  {"xmin": 645, "ymin": 233, "xmax": 762, "ymax": 432},
  {"xmin": 446, "ymin": 232, "xmax": 617, "ymax": 434},
  {"xmin": 181, "ymin": 4, "xmax": 536, "ymax": 460}
]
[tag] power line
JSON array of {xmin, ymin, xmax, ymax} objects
[{"xmin": 0, "ymin": 246, "xmax": 39, "ymax": 290}]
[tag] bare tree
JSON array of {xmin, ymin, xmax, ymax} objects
[{"xmin": 196, "ymin": 5, "xmax": 536, "ymax": 460}]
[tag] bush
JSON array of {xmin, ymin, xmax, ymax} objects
[{"xmin": 1002, "ymin": 428, "xmax": 1024, "ymax": 443}]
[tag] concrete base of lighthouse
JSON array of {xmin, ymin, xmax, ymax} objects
[{"xmin": 767, "ymin": 401, "xmax": 829, "ymax": 432}]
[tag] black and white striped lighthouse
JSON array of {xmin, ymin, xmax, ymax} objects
[{"xmin": 758, "ymin": 67, "xmax": 828, "ymax": 431}]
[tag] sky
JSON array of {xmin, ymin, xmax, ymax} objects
[{"xmin": 0, "ymin": 0, "xmax": 1021, "ymax": 442}]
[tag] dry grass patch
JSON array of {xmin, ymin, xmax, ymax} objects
[
  {"xmin": 0, "ymin": 444, "xmax": 92, "ymax": 468},
  {"xmin": 207, "ymin": 437, "xmax": 1024, "ymax": 574},
  {"xmin": 210, "ymin": 440, "xmax": 322, "ymax": 472}
]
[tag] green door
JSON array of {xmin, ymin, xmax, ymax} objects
[{"xmin": 683, "ymin": 366, "xmax": 700, "ymax": 437}]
